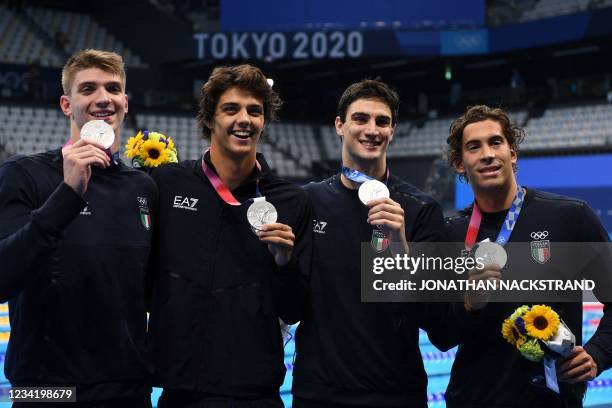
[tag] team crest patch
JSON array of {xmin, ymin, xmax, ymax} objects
[
  {"xmin": 371, "ymin": 229, "xmax": 389, "ymax": 253},
  {"xmin": 138, "ymin": 197, "xmax": 151, "ymax": 230},
  {"xmin": 530, "ymin": 231, "xmax": 550, "ymax": 264}
]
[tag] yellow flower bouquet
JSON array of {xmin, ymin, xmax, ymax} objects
[
  {"xmin": 125, "ymin": 130, "xmax": 178, "ymax": 168},
  {"xmin": 501, "ymin": 304, "xmax": 575, "ymax": 362}
]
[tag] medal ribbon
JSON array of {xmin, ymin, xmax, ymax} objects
[
  {"xmin": 62, "ymin": 140, "xmax": 120, "ymax": 165},
  {"xmin": 201, "ymin": 147, "xmax": 262, "ymax": 206},
  {"xmin": 341, "ymin": 166, "xmax": 390, "ymax": 185},
  {"xmin": 464, "ymin": 184, "xmax": 526, "ymax": 251}
]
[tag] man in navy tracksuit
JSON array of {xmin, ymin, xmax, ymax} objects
[
  {"xmin": 0, "ymin": 50, "xmax": 156, "ymax": 407},
  {"xmin": 292, "ymin": 79, "xmax": 452, "ymax": 407},
  {"xmin": 149, "ymin": 64, "xmax": 312, "ymax": 407},
  {"xmin": 443, "ymin": 105, "xmax": 612, "ymax": 407}
]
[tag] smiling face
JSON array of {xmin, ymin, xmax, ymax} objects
[
  {"xmin": 60, "ymin": 67, "xmax": 128, "ymax": 144},
  {"xmin": 208, "ymin": 86, "xmax": 264, "ymax": 159},
  {"xmin": 457, "ymin": 119, "xmax": 517, "ymax": 194},
  {"xmin": 336, "ymin": 97, "xmax": 394, "ymax": 171}
]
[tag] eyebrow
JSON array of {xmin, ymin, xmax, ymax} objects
[
  {"xmin": 351, "ymin": 112, "xmax": 391, "ymax": 120},
  {"xmin": 464, "ymin": 134, "xmax": 504, "ymax": 144},
  {"xmin": 219, "ymin": 102, "xmax": 263, "ymax": 109},
  {"xmin": 77, "ymin": 81, "xmax": 122, "ymax": 89}
]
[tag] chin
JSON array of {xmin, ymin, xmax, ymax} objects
[
  {"xmin": 228, "ymin": 144, "xmax": 256, "ymax": 157},
  {"xmin": 356, "ymin": 149, "xmax": 382, "ymax": 160},
  {"xmin": 477, "ymin": 180, "xmax": 508, "ymax": 191}
]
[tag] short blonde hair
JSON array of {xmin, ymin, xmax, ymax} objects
[{"xmin": 61, "ymin": 49, "xmax": 126, "ymax": 95}]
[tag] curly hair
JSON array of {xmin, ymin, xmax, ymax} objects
[
  {"xmin": 196, "ymin": 64, "xmax": 282, "ymax": 140},
  {"xmin": 447, "ymin": 105, "xmax": 525, "ymax": 181}
]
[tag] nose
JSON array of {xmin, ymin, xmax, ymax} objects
[
  {"xmin": 94, "ymin": 88, "xmax": 111, "ymax": 106},
  {"xmin": 364, "ymin": 118, "xmax": 379, "ymax": 135},
  {"xmin": 236, "ymin": 108, "xmax": 250, "ymax": 127},
  {"xmin": 479, "ymin": 144, "xmax": 495, "ymax": 162}
]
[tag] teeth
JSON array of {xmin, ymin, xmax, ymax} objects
[
  {"xmin": 92, "ymin": 112, "xmax": 112, "ymax": 117},
  {"xmin": 233, "ymin": 131, "xmax": 250, "ymax": 137}
]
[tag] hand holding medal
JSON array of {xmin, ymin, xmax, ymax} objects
[
  {"xmin": 342, "ymin": 166, "xmax": 408, "ymax": 254},
  {"xmin": 201, "ymin": 148, "xmax": 295, "ymax": 266},
  {"xmin": 366, "ymin": 196, "xmax": 408, "ymax": 252},
  {"xmin": 464, "ymin": 239, "xmax": 506, "ymax": 311},
  {"xmin": 62, "ymin": 120, "xmax": 114, "ymax": 196},
  {"xmin": 255, "ymin": 222, "xmax": 295, "ymax": 267},
  {"xmin": 464, "ymin": 265, "xmax": 503, "ymax": 311}
]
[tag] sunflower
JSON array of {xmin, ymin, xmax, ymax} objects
[
  {"xmin": 523, "ymin": 305, "xmax": 560, "ymax": 341},
  {"xmin": 515, "ymin": 334, "xmax": 526, "ymax": 349},
  {"xmin": 125, "ymin": 131, "xmax": 144, "ymax": 158},
  {"xmin": 138, "ymin": 139, "xmax": 168, "ymax": 168},
  {"xmin": 501, "ymin": 318, "xmax": 522, "ymax": 346},
  {"xmin": 518, "ymin": 338, "xmax": 544, "ymax": 362}
]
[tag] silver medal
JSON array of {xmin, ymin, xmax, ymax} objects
[
  {"xmin": 358, "ymin": 179, "xmax": 390, "ymax": 205},
  {"xmin": 474, "ymin": 241, "xmax": 508, "ymax": 269},
  {"xmin": 247, "ymin": 197, "xmax": 278, "ymax": 231},
  {"xmin": 80, "ymin": 120, "xmax": 115, "ymax": 149}
]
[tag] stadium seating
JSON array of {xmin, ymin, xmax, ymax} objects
[
  {"xmin": 523, "ymin": 0, "xmax": 591, "ymax": 22},
  {"xmin": 25, "ymin": 7, "xmax": 146, "ymax": 68},
  {"xmin": 523, "ymin": 103, "xmax": 612, "ymax": 150},
  {"xmin": 488, "ymin": 0, "xmax": 612, "ymax": 25},
  {"xmin": 0, "ymin": 5, "xmax": 63, "ymax": 67},
  {"xmin": 265, "ymin": 123, "xmax": 319, "ymax": 177},
  {"xmin": 0, "ymin": 104, "xmax": 135, "ymax": 162},
  {"xmin": 0, "ymin": 5, "xmax": 145, "ymax": 68},
  {"xmin": 2, "ymin": 103, "xmax": 611, "ymax": 178},
  {"xmin": 0, "ymin": 105, "xmax": 315, "ymax": 179}
]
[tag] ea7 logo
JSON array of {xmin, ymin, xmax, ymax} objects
[
  {"xmin": 312, "ymin": 219, "xmax": 327, "ymax": 234},
  {"xmin": 173, "ymin": 196, "xmax": 199, "ymax": 211}
]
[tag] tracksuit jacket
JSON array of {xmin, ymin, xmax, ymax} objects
[
  {"xmin": 444, "ymin": 187, "xmax": 612, "ymax": 408},
  {"xmin": 293, "ymin": 173, "xmax": 453, "ymax": 407},
  {"xmin": 148, "ymin": 152, "xmax": 312, "ymax": 398},
  {"xmin": 0, "ymin": 149, "xmax": 157, "ymax": 401}
]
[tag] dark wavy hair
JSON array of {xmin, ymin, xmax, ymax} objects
[
  {"xmin": 196, "ymin": 64, "xmax": 282, "ymax": 139},
  {"xmin": 447, "ymin": 105, "xmax": 525, "ymax": 181},
  {"xmin": 337, "ymin": 78, "xmax": 399, "ymax": 126}
]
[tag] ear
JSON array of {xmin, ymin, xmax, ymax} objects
[
  {"xmin": 389, "ymin": 124, "xmax": 395, "ymax": 143},
  {"xmin": 124, "ymin": 93, "xmax": 128, "ymax": 114},
  {"xmin": 510, "ymin": 147, "xmax": 518, "ymax": 168},
  {"xmin": 59, "ymin": 95, "xmax": 72, "ymax": 118},
  {"xmin": 455, "ymin": 160, "xmax": 465, "ymax": 176},
  {"xmin": 334, "ymin": 116, "xmax": 344, "ymax": 141}
]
